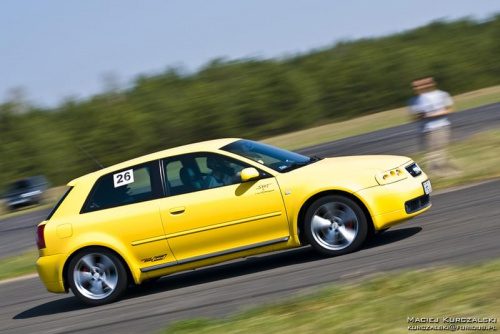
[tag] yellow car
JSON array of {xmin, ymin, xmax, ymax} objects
[{"xmin": 36, "ymin": 138, "xmax": 431, "ymax": 305}]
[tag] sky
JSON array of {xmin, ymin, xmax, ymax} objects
[{"xmin": 1, "ymin": 1, "xmax": 499, "ymax": 107}]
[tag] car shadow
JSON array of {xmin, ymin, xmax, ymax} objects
[
  {"xmin": 14, "ymin": 226, "xmax": 421, "ymax": 319},
  {"xmin": 125, "ymin": 246, "xmax": 324, "ymax": 300},
  {"xmin": 13, "ymin": 297, "xmax": 89, "ymax": 319},
  {"xmin": 363, "ymin": 227, "xmax": 422, "ymax": 249}
]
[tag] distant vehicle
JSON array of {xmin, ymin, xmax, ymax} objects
[
  {"xmin": 4, "ymin": 176, "xmax": 49, "ymax": 210},
  {"xmin": 36, "ymin": 139, "xmax": 431, "ymax": 306}
]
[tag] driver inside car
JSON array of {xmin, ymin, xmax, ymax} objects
[{"xmin": 203, "ymin": 156, "xmax": 235, "ymax": 189}]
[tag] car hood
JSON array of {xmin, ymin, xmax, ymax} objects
[
  {"xmin": 275, "ymin": 155, "xmax": 413, "ymax": 193},
  {"xmin": 316, "ymin": 155, "xmax": 412, "ymax": 172}
]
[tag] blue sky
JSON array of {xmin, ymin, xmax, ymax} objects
[{"xmin": 1, "ymin": 1, "xmax": 499, "ymax": 107}]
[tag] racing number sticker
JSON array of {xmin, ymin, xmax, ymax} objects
[{"xmin": 113, "ymin": 169, "xmax": 134, "ymax": 188}]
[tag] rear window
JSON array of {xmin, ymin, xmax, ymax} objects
[{"xmin": 82, "ymin": 164, "xmax": 156, "ymax": 213}]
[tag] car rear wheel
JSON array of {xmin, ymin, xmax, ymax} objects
[
  {"xmin": 305, "ymin": 195, "xmax": 368, "ymax": 256},
  {"xmin": 68, "ymin": 248, "xmax": 127, "ymax": 306}
]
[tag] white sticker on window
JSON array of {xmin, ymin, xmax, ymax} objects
[{"xmin": 113, "ymin": 169, "xmax": 134, "ymax": 188}]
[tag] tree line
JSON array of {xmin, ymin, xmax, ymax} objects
[{"xmin": 1, "ymin": 15, "xmax": 499, "ymax": 187}]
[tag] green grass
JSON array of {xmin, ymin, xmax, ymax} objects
[
  {"xmin": 0, "ymin": 249, "xmax": 38, "ymax": 281},
  {"xmin": 453, "ymin": 85, "xmax": 500, "ymax": 111},
  {"xmin": 264, "ymin": 85, "xmax": 500, "ymax": 151},
  {"xmin": 162, "ymin": 260, "xmax": 500, "ymax": 333}
]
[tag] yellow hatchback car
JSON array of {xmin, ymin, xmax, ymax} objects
[{"xmin": 36, "ymin": 138, "xmax": 432, "ymax": 305}]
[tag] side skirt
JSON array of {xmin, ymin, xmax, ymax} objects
[{"xmin": 141, "ymin": 236, "xmax": 290, "ymax": 273}]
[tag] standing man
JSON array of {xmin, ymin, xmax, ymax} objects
[{"xmin": 409, "ymin": 77, "xmax": 456, "ymax": 176}]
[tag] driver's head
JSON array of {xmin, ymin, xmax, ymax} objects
[
  {"xmin": 207, "ymin": 156, "xmax": 223, "ymax": 170},
  {"xmin": 207, "ymin": 156, "xmax": 230, "ymax": 174}
]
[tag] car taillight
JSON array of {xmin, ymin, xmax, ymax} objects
[{"xmin": 36, "ymin": 225, "xmax": 46, "ymax": 249}]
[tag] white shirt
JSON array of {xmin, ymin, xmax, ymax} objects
[{"xmin": 410, "ymin": 89, "xmax": 452, "ymax": 132}]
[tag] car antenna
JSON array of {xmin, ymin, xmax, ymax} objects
[{"xmin": 77, "ymin": 144, "xmax": 104, "ymax": 169}]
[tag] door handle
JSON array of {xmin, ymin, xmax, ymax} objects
[{"xmin": 169, "ymin": 206, "xmax": 185, "ymax": 215}]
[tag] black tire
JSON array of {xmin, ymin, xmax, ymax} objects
[
  {"xmin": 67, "ymin": 248, "xmax": 128, "ymax": 306},
  {"xmin": 304, "ymin": 195, "xmax": 368, "ymax": 256}
]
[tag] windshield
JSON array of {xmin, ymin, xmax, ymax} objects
[{"xmin": 221, "ymin": 139, "xmax": 320, "ymax": 173}]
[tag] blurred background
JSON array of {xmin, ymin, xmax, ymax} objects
[{"xmin": 1, "ymin": 0, "xmax": 499, "ymax": 195}]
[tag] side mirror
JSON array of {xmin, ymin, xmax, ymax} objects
[{"xmin": 240, "ymin": 167, "xmax": 260, "ymax": 182}]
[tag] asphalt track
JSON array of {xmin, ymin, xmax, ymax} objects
[{"xmin": 0, "ymin": 103, "xmax": 499, "ymax": 333}]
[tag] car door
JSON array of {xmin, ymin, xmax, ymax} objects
[
  {"xmin": 79, "ymin": 162, "xmax": 175, "ymax": 269},
  {"xmin": 159, "ymin": 153, "xmax": 290, "ymax": 262}
]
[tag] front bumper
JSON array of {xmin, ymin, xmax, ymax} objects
[
  {"xmin": 36, "ymin": 253, "xmax": 68, "ymax": 293},
  {"xmin": 405, "ymin": 194, "xmax": 430, "ymax": 214},
  {"xmin": 356, "ymin": 174, "xmax": 431, "ymax": 230}
]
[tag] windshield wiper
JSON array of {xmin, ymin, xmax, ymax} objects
[
  {"xmin": 282, "ymin": 156, "xmax": 323, "ymax": 172},
  {"xmin": 309, "ymin": 155, "xmax": 323, "ymax": 162},
  {"xmin": 282, "ymin": 160, "xmax": 312, "ymax": 172},
  {"xmin": 283, "ymin": 162, "xmax": 307, "ymax": 171}
]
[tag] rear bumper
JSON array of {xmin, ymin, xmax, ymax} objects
[
  {"xmin": 356, "ymin": 174, "xmax": 431, "ymax": 230},
  {"xmin": 36, "ymin": 253, "xmax": 68, "ymax": 293}
]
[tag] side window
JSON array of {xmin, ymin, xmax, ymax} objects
[
  {"xmin": 196, "ymin": 155, "xmax": 247, "ymax": 189},
  {"xmin": 165, "ymin": 160, "xmax": 183, "ymax": 188},
  {"xmin": 84, "ymin": 164, "xmax": 155, "ymax": 212},
  {"xmin": 164, "ymin": 153, "xmax": 250, "ymax": 196}
]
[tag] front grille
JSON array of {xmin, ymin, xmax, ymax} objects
[
  {"xmin": 405, "ymin": 194, "xmax": 430, "ymax": 214},
  {"xmin": 405, "ymin": 163, "xmax": 422, "ymax": 177}
]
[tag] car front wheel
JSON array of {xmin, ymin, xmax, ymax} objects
[
  {"xmin": 67, "ymin": 248, "xmax": 127, "ymax": 306},
  {"xmin": 305, "ymin": 195, "xmax": 368, "ymax": 256}
]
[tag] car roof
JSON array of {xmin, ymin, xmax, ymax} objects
[{"xmin": 68, "ymin": 138, "xmax": 239, "ymax": 186}]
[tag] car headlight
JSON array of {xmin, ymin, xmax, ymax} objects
[
  {"xmin": 405, "ymin": 162, "xmax": 423, "ymax": 177},
  {"xmin": 376, "ymin": 168, "xmax": 408, "ymax": 185}
]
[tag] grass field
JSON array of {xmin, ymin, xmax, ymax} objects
[
  {"xmin": 162, "ymin": 260, "xmax": 500, "ymax": 333},
  {"xmin": 264, "ymin": 85, "xmax": 500, "ymax": 150},
  {"xmin": 0, "ymin": 249, "xmax": 38, "ymax": 281}
]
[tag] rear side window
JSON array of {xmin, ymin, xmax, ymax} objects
[
  {"xmin": 82, "ymin": 163, "xmax": 158, "ymax": 213},
  {"xmin": 46, "ymin": 187, "xmax": 73, "ymax": 220}
]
